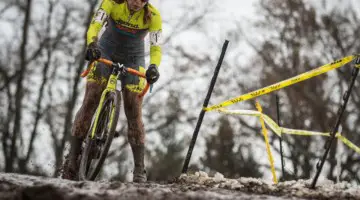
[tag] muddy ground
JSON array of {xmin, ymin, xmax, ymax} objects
[{"xmin": 0, "ymin": 172, "xmax": 359, "ymax": 200}]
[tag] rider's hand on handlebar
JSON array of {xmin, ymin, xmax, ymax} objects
[
  {"xmin": 146, "ymin": 64, "xmax": 160, "ymax": 84},
  {"xmin": 85, "ymin": 42, "xmax": 101, "ymax": 61}
]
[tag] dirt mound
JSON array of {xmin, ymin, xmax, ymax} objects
[{"xmin": 179, "ymin": 172, "xmax": 359, "ymax": 199}]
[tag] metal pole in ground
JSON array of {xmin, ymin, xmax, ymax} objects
[
  {"xmin": 276, "ymin": 94, "xmax": 286, "ymax": 180},
  {"xmin": 311, "ymin": 57, "xmax": 360, "ymax": 189},
  {"xmin": 181, "ymin": 40, "xmax": 229, "ymax": 174}
]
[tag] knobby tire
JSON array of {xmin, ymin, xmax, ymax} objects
[{"xmin": 79, "ymin": 91, "xmax": 121, "ymax": 181}]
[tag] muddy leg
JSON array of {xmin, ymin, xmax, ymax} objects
[
  {"xmin": 122, "ymin": 88, "xmax": 146, "ymax": 182},
  {"xmin": 62, "ymin": 82, "xmax": 104, "ymax": 180}
]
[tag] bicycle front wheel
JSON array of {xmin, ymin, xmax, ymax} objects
[{"xmin": 79, "ymin": 90, "xmax": 121, "ymax": 181}]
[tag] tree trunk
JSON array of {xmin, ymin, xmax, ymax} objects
[{"xmin": 8, "ymin": 0, "xmax": 32, "ymax": 172}]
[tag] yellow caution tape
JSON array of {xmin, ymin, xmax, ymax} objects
[
  {"xmin": 337, "ymin": 134, "xmax": 360, "ymax": 155},
  {"xmin": 216, "ymin": 109, "xmax": 330, "ymax": 137},
  {"xmin": 281, "ymin": 128, "xmax": 329, "ymax": 137},
  {"xmin": 256, "ymin": 102, "xmax": 278, "ymax": 184},
  {"xmin": 204, "ymin": 55, "xmax": 356, "ymax": 111},
  {"xmin": 262, "ymin": 115, "xmax": 282, "ymax": 136},
  {"xmin": 216, "ymin": 108, "xmax": 360, "ymax": 155}
]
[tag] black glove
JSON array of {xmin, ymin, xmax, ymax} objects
[
  {"xmin": 146, "ymin": 64, "xmax": 159, "ymax": 84},
  {"xmin": 85, "ymin": 42, "xmax": 101, "ymax": 61}
]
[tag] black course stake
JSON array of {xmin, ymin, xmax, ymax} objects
[
  {"xmin": 276, "ymin": 94, "xmax": 286, "ymax": 180},
  {"xmin": 181, "ymin": 40, "xmax": 229, "ymax": 174},
  {"xmin": 311, "ymin": 56, "xmax": 360, "ymax": 189}
]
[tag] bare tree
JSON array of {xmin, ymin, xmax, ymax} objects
[
  {"xmin": 0, "ymin": 0, "xmax": 99, "ymax": 175},
  {"xmin": 1, "ymin": 0, "xmax": 33, "ymax": 173}
]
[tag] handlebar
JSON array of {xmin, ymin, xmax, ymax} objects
[{"xmin": 81, "ymin": 58, "xmax": 150, "ymax": 98}]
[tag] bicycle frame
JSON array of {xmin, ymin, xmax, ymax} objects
[{"xmin": 81, "ymin": 58, "xmax": 150, "ymax": 139}]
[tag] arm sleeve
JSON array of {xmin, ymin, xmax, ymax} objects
[
  {"xmin": 149, "ymin": 13, "xmax": 162, "ymax": 67},
  {"xmin": 86, "ymin": 0, "xmax": 114, "ymax": 45}
]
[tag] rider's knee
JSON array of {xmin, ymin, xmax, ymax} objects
[
  {"xmin": 123, "ymin": 88, "xmax": 142, "ymax": 116},
  {"xmin": 124, "ymin": 105, "xmax": 141, "ymax": 121},
  {"xmin": 71, "ymin": 119, "xmax": 87, "ymax": 138},
  {"xmin": 71, "ymin": 124, "xmax": 87, "ymax": 138}
]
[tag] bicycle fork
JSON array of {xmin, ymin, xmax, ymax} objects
[{"xmin": 90, "ymin": 74, "xmax": 118, "ymax": 139}]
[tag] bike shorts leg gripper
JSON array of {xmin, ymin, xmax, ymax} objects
[
  {"xmin": 123, "ymin": 65, "xmax": 146, "ymax": 93},
  {"xmin": 86, "ymin": 61, "xmax": 110, "ymax": 86}
]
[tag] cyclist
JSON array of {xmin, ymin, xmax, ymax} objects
[{"xmin": 62, "ymin": 0, "xmax": 162, "ymax": 183}]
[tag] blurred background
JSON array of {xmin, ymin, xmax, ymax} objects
[{"xmin": 0, "ymin": 0, "xmax": 359, "ymax": 183}]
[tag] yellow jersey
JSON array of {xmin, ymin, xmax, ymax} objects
[{"xmin": 87, "ymin": 0, "xmax": 162, "ymax": 66}]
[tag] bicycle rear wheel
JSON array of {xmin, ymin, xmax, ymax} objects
[{"xmin": 79, "ymin": 90, "xmax": 121, "ymax": 181}]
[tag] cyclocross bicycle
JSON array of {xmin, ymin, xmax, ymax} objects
[{"xmin": 78, "ymin": 58, "xmax": 150, "ymax": 181}]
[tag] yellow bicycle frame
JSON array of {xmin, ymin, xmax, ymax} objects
[
  {"xmin": 90, "ymin": 73, "xmax": 118, "ymax": 139},
  {"xmin": 81, "ymin": 58, "xmax": 149, "ymax": 139}
]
